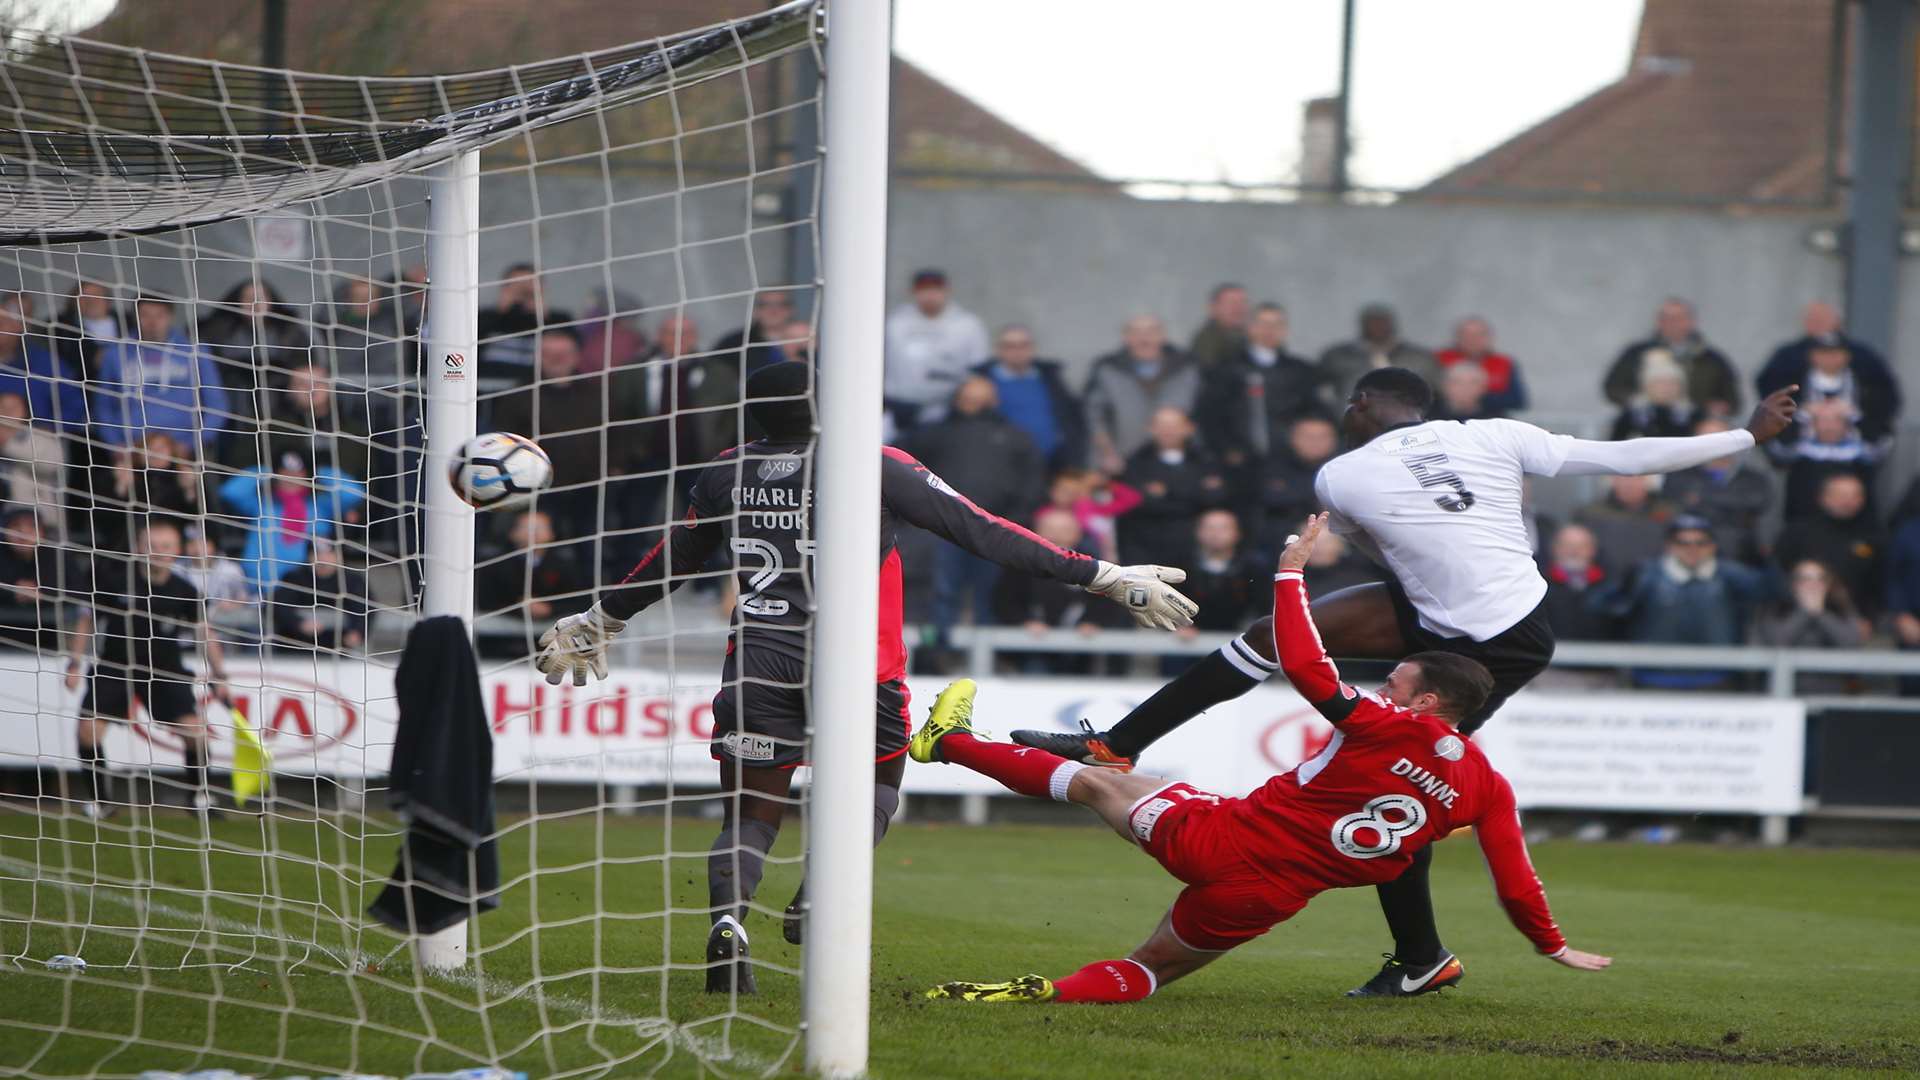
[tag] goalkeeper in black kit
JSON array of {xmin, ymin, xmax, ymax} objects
[{"xmin": 534, "ymin": 362, "xmax": 1199, "ymax": 994}]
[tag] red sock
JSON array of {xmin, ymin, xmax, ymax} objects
[
  {"xmin": 939, "ymin": 732, "xmax": 1075, "ymax": 800},
  {"xmin": 1051, "ymin": 958, "xmax": 1156, "ymax": 1004}
]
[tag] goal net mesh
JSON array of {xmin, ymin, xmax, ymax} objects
[{"xmin": 0, "ymin": 1, "xmax": 823, "ymax": 1075}]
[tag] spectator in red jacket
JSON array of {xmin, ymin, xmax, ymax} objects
[
  {"xmin": 1431, "ymin": 362, "xmax": 1504, "ymax": 422},
  {"xmin": 1434, "ymin": 316, "xmax": 1527, "ymax": 414}
]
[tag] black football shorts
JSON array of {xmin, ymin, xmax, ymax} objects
[
  {"xmin": 1382, "ymin": 577, "xmax": 1555, "ymax": 733},
  {"xmin": 710, "ymin": 644, "xmax": 911, "ymax": 768},
  {"xmin": 82, "ymin": 667, "xmax": 200, "ymax": 726}
]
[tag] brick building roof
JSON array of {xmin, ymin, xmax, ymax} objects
[
  {"xmin": 78, "ymin": 0, "xmax": 1099, "ymax": 180},
  {"xmin": 1422, "ymin": 0, "xmax": 1837, "ymax": 204}
]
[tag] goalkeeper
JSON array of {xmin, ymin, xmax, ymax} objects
[{"xmin": 535, "ymin": 361, "xmax": 1198, "ymax": 994}]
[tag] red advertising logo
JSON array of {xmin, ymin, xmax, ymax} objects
[
  {"xmin": 130, "ymin": 678, "xmax": 361, "ymax": 761},
  {"xmin": 1257, "ymin": 707, "xmax": 1335, "ymax": 773},
  {"xmin": 489, "ymin": 682, "xmax": 714, "ymax": 742}
]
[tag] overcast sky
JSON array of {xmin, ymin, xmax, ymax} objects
[
  {"xmin": 895, "ymin": 0, "xmax": 1643, "ymax": 190},
  {"xmin": 39, "ymin": 0, "xmax": 1644, "ymax": 191}
]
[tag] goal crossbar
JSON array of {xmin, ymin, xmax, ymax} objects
[{"xmin": 0, "ymin": 0, "xmax": 814, "ymax": 243}]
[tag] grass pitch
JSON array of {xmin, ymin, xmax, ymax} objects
[{"xmin": 1, "ymin": 808, "xmax": 1916, "ymax": 1079}]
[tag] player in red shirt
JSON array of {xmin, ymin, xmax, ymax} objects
[
  {"xmin": 533, "ymin": 362, "xmax": 1198, "ymax": 995},
  {"xmin": 912, "ymin": 513, "xmax": 1610, "ymax": 1003}
]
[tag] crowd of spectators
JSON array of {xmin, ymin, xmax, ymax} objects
[
  {"xmin": 858, "ymin": 274, "xmax": 1918, "ymax": 685},
  {"xmin": 0, "ymin": 263, "xmax": 827, "ymax": 660},
  {"xmin": 1, "ymin": 257, "xmax": 1916, "ymax": 692},
  {"xmin": 0, "ymin": 275, "xmax": 431, "ymax": 657}
]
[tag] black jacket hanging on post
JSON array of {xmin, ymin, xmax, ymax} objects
[{"xmin": 368, "ymin": 614, "xmax": 500, "ymax": 935}]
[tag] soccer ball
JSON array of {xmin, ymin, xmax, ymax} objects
[{"xmin": 450, "ymin": 431, "xmax": 553, "ymax": 509}]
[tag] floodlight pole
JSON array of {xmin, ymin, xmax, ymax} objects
[
  {"xmin": 1332, "ymin": 0, "xmax": 1355, "ymax": 196},
  {"xmin": 416, "ymin": 149, "xmax": 481, "ymax": 970},
  {"xmin": 804, "ymin": 0, "xmax": 888, "ymax": 1075}
]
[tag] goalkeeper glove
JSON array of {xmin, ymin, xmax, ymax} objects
[
  {"xmin": 534, "ymin": 603, "xmax": 628, "ymax": 686},
  {"xmin": 1085, "ymin": 561, "xmax": 1199, "ymax": 631}
]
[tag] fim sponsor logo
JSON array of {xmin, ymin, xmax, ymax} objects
[
  {"xmin": 1434, "ymin": 734, "xmax": 1465, "ymax": 761},
  {"xmin": 443, "ymin": 351, "xmax": 466, "ymax": 382},
  {"xmin": 757, "ymin": 455, "xmax": 802, "ymax": 482},
  {"xmin": 1130, "ymin": 797, "xmax": 1176, "ymax": 843},
  {"xmin": 721, "ymin": 731, "xmax": 778, "ymax": 762}
]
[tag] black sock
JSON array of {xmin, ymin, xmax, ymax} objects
[
  {"xmin": 182, "ymin": 739, "xmax": 208, "ymax": 796},
  {"xmin": 1105, "ymin": 637, "xmax": 1276, "ymax": 757},
  {"xmin": 786, "ymin": 784, "xmax": 901, "ymax": 918},
  {"xmin": 1377, "ymin": 844, "xmax": 1444, "ymax": 966},
  {"xmin": 872, "ymin": 784, "xmax": 900, "ymax": 846},
  {"xmin": 76, "ymin": 739, "xmax": 103, "ymax": 804},
  {"xmin": 709, "ymin": 817, "xmax": 781, "ymax": 922}
]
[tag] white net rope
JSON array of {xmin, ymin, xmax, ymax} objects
[{"xmin": 0, "ymin": 2, "xmax": 822, "ymax": 1076}]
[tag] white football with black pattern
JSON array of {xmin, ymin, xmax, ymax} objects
[{"xmin": 450, "ymin": 431, "xmax": 553, "ymax": 510}]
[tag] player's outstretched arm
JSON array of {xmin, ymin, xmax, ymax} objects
[
  {"xmin": 1474, "ymin": 773, "xmax": 1611, "ymax": 972},
  {"xmin": 879, "ymin": 447, "xmax": 1198, "ymax": 631},
  {"xmin": 1550, "ymin": 386, "xmax": 1798, "ymax": 478},
  {"xmin": 1084, "ymin": 561, "xmax": 1199, "ymax": 632},
  {"xmin": 535, "ymin": 604, "xmax": 628, "ymax": 687},
  {"xmin": 1743, "ymin": 385, "xmax": 1800, "ymax": 444},
  {"xmin": 1552, "ymin": 948, "xmax": 1613, "ymax": 972},
  {"xmin": 1271, "ymin": 514, "xmax": 1361, "ymax": 712}
]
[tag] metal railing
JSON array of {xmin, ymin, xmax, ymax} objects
[{"xmin": 947, "ymin": 626, "xmax": 1920, "ymax": 698}]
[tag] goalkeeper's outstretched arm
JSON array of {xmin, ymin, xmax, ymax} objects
[
  {"xmin": 878, "ymin": 448, "xmax": 1198, "ymax": 631},
  {"xmin": 534, "ymin": 508, "xmax": 724, "ymax": 686}
]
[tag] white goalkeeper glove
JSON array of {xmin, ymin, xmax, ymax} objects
[
  {"xmin": 1085, "ymin": 561, "xmax": 1199, "ymax": 632},
  {"xmin": 534, "ymin": 602, "xmax": 628, "ymax": 686}
]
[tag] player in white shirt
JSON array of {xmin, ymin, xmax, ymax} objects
[{"xmin": 1014, "ymin": 366, "xmax": 1799, "ymax": 997}]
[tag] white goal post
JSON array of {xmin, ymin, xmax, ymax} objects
[
  {"xmin": 0, "ymin": 1, "xmax": 887, "ymax": 1076},
  {"xmin": 806, "ymin": 1, "xmax": 891, "ymax": 1075}
]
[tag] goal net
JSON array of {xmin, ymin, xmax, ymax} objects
[{"xmin": 0, "ymin": 2, "xmax": 834, "ymax": 1076}]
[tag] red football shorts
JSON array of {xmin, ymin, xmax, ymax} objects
[{"xmin": 1126, "ymin": 782, "xmax": 1310, "ymax": 952}]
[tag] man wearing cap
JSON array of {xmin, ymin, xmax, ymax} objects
[
  {"xmin": 883, "ymin": 268, "xmax": 990, "ymax": 433},
  {"xmin": 1317, "ymin": 302, "xmax": 1437, "ymax": 402},
  {"xmin": 1755, "ymin": 300, "xmax": 1903, "ymax": 450},
  {"xmin": 1591, "ymin": 513, "xmax": 1774, "ymax": 689}
]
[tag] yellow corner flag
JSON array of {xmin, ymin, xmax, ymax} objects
[{"xmin": 228, "ymin": 706, "xmax": 272, "ymax": 808}]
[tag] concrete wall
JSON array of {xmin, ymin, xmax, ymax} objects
[
  {"xmin": 886, "ymin": 187, "xmax": 1861, "ymax": 416},
  {"xmin": 9, "ymin": 176, "xmax": 1884, "ymax": 421}
]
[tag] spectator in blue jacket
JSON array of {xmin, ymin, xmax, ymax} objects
[
  {"xmin": 0, "ymin": 291, "xmax": 87, "ymax": 433},
  {"xmin": 971, "ymin": 325, "xmax": 1085, "ymax": 470},
  {"xmin": 93, "ymin": 296, "xmax": 231, "ymax": 459},
  {"xmin": 217, "ymin": 449, "xmax": 366, "ymax": 592},
  {"xmin": 1593, "ymin": 514, "xmax": 1773, "ymax": 690}
]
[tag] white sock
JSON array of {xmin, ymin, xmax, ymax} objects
[
  {"xmin": 1048, "ymin": 761, "xmax": 1086, "ymax": 802},
  {"xmin": 1220, "ymin": 634, "xmax": 1280, "ymax": 681}
]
